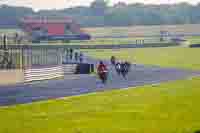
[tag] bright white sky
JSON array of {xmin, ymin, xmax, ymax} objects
[{"xmin": 1, "ymin": 0, "xmax": 200, "ymax": 11}]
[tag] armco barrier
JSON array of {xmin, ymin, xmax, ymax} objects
[
  {"xmin": 3, "ymin": 64, "xmax": 94, "ymax": 84},
  {"xmin": 63, "ymin": 64, "xmax": 77, "ymax": 74},
  {"xmin": 24, "ymin": 65, "xmax": 64, "ymax": 82}
]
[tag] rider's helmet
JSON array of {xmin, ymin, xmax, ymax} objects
[
  {"xmin": 99, "ymin": 61, "xmax": 103, "ymax": 65},
  {"xmin": 111, "ymin": 56, "xmax": 115, "ymax": 63}
]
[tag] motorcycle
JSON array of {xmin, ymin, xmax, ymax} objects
[
  {"xmin": 115, "ymin": 63, "xmax": 121, "ymax": 75},
  {"xmin": 98, "ymin": 70, "xmax": 108, "ymax": 84}
]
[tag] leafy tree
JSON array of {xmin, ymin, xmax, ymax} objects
[
  {"xmin": 90, "ymin": 0, "xmax": 108, "ymax": 16},
  {"xmin": 1, "ymin": 3, "xmax": 200, "ymax": 27}
]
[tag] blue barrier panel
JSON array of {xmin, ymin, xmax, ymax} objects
[
  {"xmin": 190, "ymin": 44, "xmax": 200, "ymax": 48},
  {"xmin": 75, "ymin": 63, "xmax": 94, "ymax": 74}
]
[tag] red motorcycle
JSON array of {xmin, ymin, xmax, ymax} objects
[{"xmin": 98, "ymin": 70, "xmax": 108, "ymax": 84}]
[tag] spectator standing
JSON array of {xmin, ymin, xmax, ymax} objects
[
  {"xmin": 75, "ymin": 52, "xmax": 79, "ymax": 62},
  {"xmin": 15, "ymin": 33, "xmax": 18, "ymax": 44},
  {"xmin": 3, "ymin": 34, "xmax": 7, "ymax": 50},
  {"xmin": 69, "ymin": 48, "xmax": 73, "ymax": 61},
  {"xmin": 79, "ymin": 52, "xmax": 83, "ymax": 63}
]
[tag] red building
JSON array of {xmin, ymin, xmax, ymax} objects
[
  {"xmin": 20, "ymin": 16, "xmax": 90, "ymax": 42},
  {"xmin": 20, "ymin": 16, "xmax": 83, "ymax": 36}
]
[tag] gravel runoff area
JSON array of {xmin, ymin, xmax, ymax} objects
[{"xmin": 0, "ymin": 57, "xmax": 200, "ymax": 106}]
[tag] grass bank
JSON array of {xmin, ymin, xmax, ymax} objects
[
  {"xmin": 0, "ymin": 77, "xmax": 200, "ymax": 133},
  {"xmin": 84, "ymin": 47, "xmax": 200, "ymax": 70}
]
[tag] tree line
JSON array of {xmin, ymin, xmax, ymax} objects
[{"xmin": 1, "ymin": 0, "xmax": 200, "ymax": 27}]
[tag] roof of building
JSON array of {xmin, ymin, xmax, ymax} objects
[{"xmin": 21, "ymin": 16, "xmax": 73, "ymax": 24}]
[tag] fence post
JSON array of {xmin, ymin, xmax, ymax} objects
[
  {"xmin": 90, "ymin": 64, "xmax": 94, "ymax": 73},
  {"xmin": 3, "ymin": 34, "xmax": 7, "ymax": 50},
  {"xmin": 0, "ymin": 34, "xmax": 2, "ymax": 45},
  {"xmin": 20, "ymin": 48, "xmax": 24, "ymax": 69},
  {"xmin": 59, "ymin": 48, "xmax": 63, "ymax": 66}
]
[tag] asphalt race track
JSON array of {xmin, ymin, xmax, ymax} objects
[{"xmin": 0, "ymin": 59, "xmax": 200, "ymax": 107}]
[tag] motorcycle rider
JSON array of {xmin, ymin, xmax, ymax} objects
[
  {"xmin": 121, "ymin": 61, "xmax": 129, "ymax": 79},
  {"xmin": 115, "ymin": 60, "xmax": 121, "ymax": 75},
  {"xmin": 110, "ymin": 56, "xmax": 116, "ymax": 66},
  {"xmin": 97, "ymin": 61, "xmax": 108, "ymax": 83}
]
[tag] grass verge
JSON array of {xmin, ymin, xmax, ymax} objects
[
  {"xmin": 84, "ymin": 47, "xmax": 200, "ymax": 70},
  {"xmin": 0, "ymin": 77, "xmax": 200, "ymax": 133}
]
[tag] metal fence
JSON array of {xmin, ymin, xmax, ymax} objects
[
  {"xmin": 0, "ymin": 49, "xmax": 22, "ymax": 69},
  {"xmin": 0, "ymin": 45, "xmax": 64, "ymax": 70}
]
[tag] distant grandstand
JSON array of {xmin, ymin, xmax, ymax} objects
[{"xmin": 20, "ymin": 16, "xmax": 91, "ymax": 43}]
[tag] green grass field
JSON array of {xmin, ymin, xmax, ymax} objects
[
  {"xmin": 0, "ymin": 77, "xmax": 200, "ymax": 133},
  {"xmin": 68, "ymin": 38, "xmax": 137, "ymax": 45},
  {"xmin": 0, "ymin": 29, "xmax": 18, "ymax": 34},
  {"xmin": 84, "ymin": 47, "xmax": 200, "ymax": 70},
  {"xmin": 67, "ymin": 37, "xmax": 168, "ymax": 45},
  {"xmin": 186, "ymin": 36, "xmax": 200, "ymax": 44}
]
